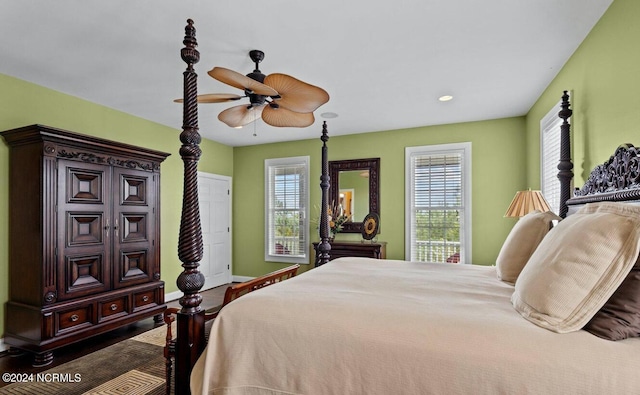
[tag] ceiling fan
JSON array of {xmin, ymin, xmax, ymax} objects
[{"xmin": 182, "ymin": 50, "xmax": 330, "ymax": 129}]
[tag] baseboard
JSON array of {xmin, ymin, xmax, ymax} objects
[{"xmin": 165, "ymin": 290, "xmax": 183, "ymax": 302}]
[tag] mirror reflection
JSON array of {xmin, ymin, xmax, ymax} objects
[{"xmin": 338, "ymin": 170, "xmax": 369, "ymax": 221}]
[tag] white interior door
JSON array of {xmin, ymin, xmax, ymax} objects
[{"xmin": 198, "ymin": 172, "xmax": 232, "ymax": 290}]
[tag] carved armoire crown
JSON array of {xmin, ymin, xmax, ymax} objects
[{"xmin": 1, "ymin": 124, "xmax": 170, "ymax": 366}]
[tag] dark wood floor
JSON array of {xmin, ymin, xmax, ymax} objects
[{"xmin": 0, "ymin": 285, "xmax": 227, "ymax": 381}]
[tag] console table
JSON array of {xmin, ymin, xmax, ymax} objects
[{"xmin": 313, "ymin": 241, "xmax": 386, "ymax": 266}]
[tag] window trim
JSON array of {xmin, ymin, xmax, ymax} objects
[
  {"xmin": 540, "ymin": 94, "xmax": 570, "ymax": 216},
  {"xmin": 264, "ymin": 156, "xmax": 310, "ymax": 264},
  {"xmin": 405, "ymin": 142, "xmax": 472, "ymax": 264}
]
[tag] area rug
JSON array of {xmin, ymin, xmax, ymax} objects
[{"xmin": 0, "ymin": 324, "xmax": 172, "ymax": 395}]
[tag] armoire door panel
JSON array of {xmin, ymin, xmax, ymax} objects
[
  {"xmin": 113, "ymin": 240, "xmax": 154, "ymax": 288},
  {"xmin": 66, "ymin": 167, "xmax": 104, "ymax": 204},
  {"xmin": 121, "ymin": 213, "xmax": 148, "ymax": 242},
  {"xmin": 61, "ymin": 253, "xmax": 110, "ymax": 299},
  {"xmin": 120, "ymin": 249, "xmax": 149, "ymax": 280},
  {"xmin": 67, "ymin": 212, "xmax": 104, "ymax": 246},
  {"xmin": 120, "ymin": 174, "xmax": 147, "ymax": 205}
]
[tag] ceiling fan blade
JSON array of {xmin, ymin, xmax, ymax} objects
[
  {"xmin": 173, "ymin": 93, "xmax": 243, "ymax": 103},
  {"xmin": 264, "ymin": 73, "xmax": 330, "ymax": 113},
  {"xmin": 262, "ymin": 105, "xmax": 315, "ymax": 128},
  {"xmin": 208, "ymin": 67, "xmax": 278, "ymax": 96},
  {"xmin": 218, "ymin": 104, "xmax": 265, "ymax": 128},
  {"xmin": 197, "ymin": 93, "xmax": 244, "ymax": 103}
]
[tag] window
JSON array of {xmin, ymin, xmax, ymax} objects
[
  {"xmin": 405, "ymin": 143, "xmax": 471, "ymax": 263},
  {"xmin": 265, "ymin": 156, "xmax": 310, "ymax": 264},
  {"xmin": 540, "ymin": 96, "xmax": 567, "ymax": 215}
]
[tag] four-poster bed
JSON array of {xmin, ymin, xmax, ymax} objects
[
  {"xmin": 174, "ymin": 20, "xmax": 640, "ymax": 395},
  {"xmin": 171, "ymin": 19, "xmax": 334, "ymax": 393}
]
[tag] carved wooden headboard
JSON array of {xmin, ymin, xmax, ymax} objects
[{"xmin": 566, "ymin": 144, "xmax": 640, "ymax": 214}]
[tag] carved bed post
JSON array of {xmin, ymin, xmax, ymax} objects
[
  {"xmin": 557, "ymin": 90, "xmax": 573, "ymax": 218},
  {"xmin": 316, "ymin": 121, "xmax": 331, "ymax": 267},
  {"xmin": 175, "ymin": 19, "xmax": 206, "ymax": 395}
]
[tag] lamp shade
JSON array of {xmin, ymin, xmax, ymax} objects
[{"xmin": 504, "ymin": 190, "xmax": 552, "ymax": 218}]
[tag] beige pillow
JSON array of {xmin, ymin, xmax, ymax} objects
[
  {"xmin": 496, "ymin": 210, "xmax": 560, "ymax": 284},
  {"xmin": 512, "ymin": 202, "xmax": 640, "ymax": 333}
]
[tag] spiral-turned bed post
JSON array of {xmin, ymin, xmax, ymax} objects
[
  {"xmin": 557, "ymin": 90, "xmax": 573, "ymax": 218},
  {"xmin": 317, "ymin": 121, "xmax": 331, "ymax": 267},
  {"xmin": 175, "ymin": 19, "xmax": 206, "ymax": 395}
]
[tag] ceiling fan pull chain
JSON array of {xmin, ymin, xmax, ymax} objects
[{"xmin": 253, "ymin": 111, "xmax": 258, "ymax": 137}]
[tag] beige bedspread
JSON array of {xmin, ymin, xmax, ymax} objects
[{"xmin": 191, "ymin": 257, "xmax": 640, "ymax": 395}]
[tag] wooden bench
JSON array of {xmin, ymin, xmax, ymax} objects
[{"xmin": 163, "ymin": 264, "xmax": 300, "ymax": 394}]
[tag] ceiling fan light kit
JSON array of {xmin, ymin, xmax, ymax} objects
[{"xmin": 198, "ymin": 49, "xmax": 329, "ymax": 129}]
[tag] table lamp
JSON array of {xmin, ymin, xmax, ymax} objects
[{"xmin": 504, "ymin": 189, "xmax": 552, "ymax": 218}]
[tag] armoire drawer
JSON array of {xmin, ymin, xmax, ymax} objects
[
  {"xmin": 98, "ymin": 296, "xmax": 129, "ymax": 322},
  {"xmin": 133, "ymin": 289, "xmax": 159, "ymax": 312},
  {"xmin": 57, "ymin": 305, "xmax": 93, "ymax": 333}
]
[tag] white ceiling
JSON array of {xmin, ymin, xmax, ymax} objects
[{"xmin": 0, "ymin": 1, "xmax": 612, "ymax": 147}]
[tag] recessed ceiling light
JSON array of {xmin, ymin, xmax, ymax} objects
[
  {"xmin": 321, "ymin": 112, "xmax": 339, "ymax": 119},
  {"xmin": 438, "ymin": 95, "xmax": 454, "ymax": 102}
]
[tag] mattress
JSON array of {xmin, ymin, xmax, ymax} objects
[{"xmin": 191, "ymin": 257, "xmax": 640, "ymax": 395}]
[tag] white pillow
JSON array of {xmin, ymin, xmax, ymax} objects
[
  {"xmin": 512, "ymin": 202, "xmax": 640, "ymax": 333},
  {"xmin": 496, "ymin": 210, "xmax": 560, "ymax": 284}
]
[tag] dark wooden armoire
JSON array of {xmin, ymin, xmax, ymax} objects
[{"xmin": 1, "ymin": 124, "xmax": 170, "ymax": 366}]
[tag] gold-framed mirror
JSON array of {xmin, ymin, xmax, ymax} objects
[{"xmin": 329, "ymin": 158, "xmax": 380, "ymax": 233}]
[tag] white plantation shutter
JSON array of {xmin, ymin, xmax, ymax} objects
[
  {"xmin": 406, "ymin": 143, "xmax": 471, "ymax": 263},
  {"xmin": 265, "ymin": 156, "xmax": 309, "ymax": 264},
  {"xmin": 540, "ymin": 97, "xmax": 566, "ymax": 215}
]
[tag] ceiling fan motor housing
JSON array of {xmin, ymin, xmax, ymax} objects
[
  {"xmin": 247, "ymin": 93, "xmax": 267, "ymax": 108},
  {"xmin": 246, "ymin": 49, "xmax": 268, "ymax": 107}
]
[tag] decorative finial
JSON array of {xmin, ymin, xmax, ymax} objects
[
  {"xmin": 181, "ymin": 19, "xmax": 200, "ymax": 69},
  {"xmin": 558, "ymin": 90, "xmax": 572, "ymax": 121},
  {"xmin": 321, "ymin": 121, "xmax": 329, "ymax": 143}
]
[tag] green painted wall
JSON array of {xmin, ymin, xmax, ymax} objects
[
  {"xmin": 0, "ymin": 73, "xmax": 233, "ymax": 339},
  {"xmin": 526, "ymin": 0, "xmax": 638, "ymax": 188},
  {"xmin": 233, "ymin": 116, "xmax": 527, "ymax": 276}
]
